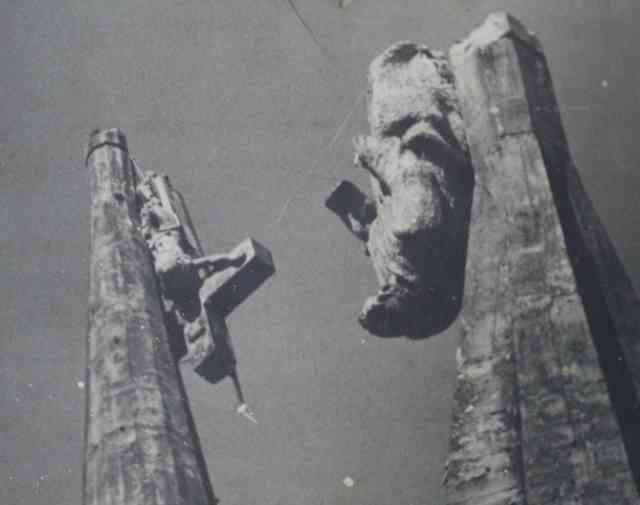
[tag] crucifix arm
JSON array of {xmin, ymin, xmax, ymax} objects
[
  {"xmin": 192, "ymin": 252, "xmax": 247, "ymax": 274},
  {"xmin": 325, "ymin": 180, "xmax": 376, "ymax": 243}
]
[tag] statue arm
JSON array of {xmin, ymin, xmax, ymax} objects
[{"xmin": 353, "ymin": 135, "xmax": 393, "ymax": 196}]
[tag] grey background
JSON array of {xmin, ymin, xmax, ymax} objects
[{"xmin": 2, "ymin": 1, "xmax": 640, "ymax": 504}]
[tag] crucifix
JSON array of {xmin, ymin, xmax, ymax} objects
[
  {"xmin": 134, "ymin": 163, "xmax": 275, "ymax": 417},
  {"xmin": 85, "ymin": 129, "xmax": 274, "ymax": 505}
]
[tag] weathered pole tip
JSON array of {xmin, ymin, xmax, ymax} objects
[
  {"xmin": 450, "ymin": 11, "xmax": 542, "ymax": 57},
  {"xmin": 86, "ymin": 128, "xmax": 128, "ymax": 165}
]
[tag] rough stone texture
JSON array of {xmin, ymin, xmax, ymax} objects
[
  {"xmin": 512, "ymin": 14, "xmax": 640, "ymax": 489},
  {"xmin": 326, "ymin": 41, "xmax": 474, "ymax": 337},
  {"xmin": 85, "ymin": 129, "xmax": 216, "ymax": 505},
  {"xmin": 137, "ymin": 170, "xmax": 275, "ymax": 383},
  {"xmin": 444, "ymin": 12, "xmax": 640, "ymax": 505}
]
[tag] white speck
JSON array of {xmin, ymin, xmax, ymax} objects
[
  {"xmin": 455, "ymin": 347, "xmax": 463, "ymax": 367},
  {"xmin": 464, "ymin": 405, "xmax": 475, "ymax": 414},
  {"xmin": 9, "ymin": 475, "xmax": 14, "ymax": 481},
  {"xmin": 237, "ymin": 403, "xmax": 259, "ymax": 424},
  {"xmin": 15, "ymin": 396, "xmax": 20, "ymax": 403},
  {"xmin": 601, "ymin": 80, "xmax": 609, "ymax": 88},
  {"xmin": 77, "ymin": 381, "xmax": 85, "ymax": 389},
  {"xmin": 27, "ymin": 383, "xmax": 33, "ymax": 388},
  {"xmin": 489, "ymin": 106, "xmax": 500, "ymax": 115},
  {"xmin": 360, "ymin": 338, "xmax": 366, "ymax": 344},
  {"xmin": 342, "ymin": 476, "xmax": 355, "ymax": 488}
]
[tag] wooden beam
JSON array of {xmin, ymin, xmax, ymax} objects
[
  {"xmin": 85, "ymin": 129, "xmax": 216, "ymax": 505},
  {"xmin": 445, "ymin": 12, "xmax": 639, "ymax": 504}
]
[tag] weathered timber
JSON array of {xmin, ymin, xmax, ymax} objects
[
  {"xmin": 444, "ymin": 12, "xmax": 640, "ymax": 504},
  {"xmin": 326, "ymin": 41, "xmax": 474, "ymax": 338},
  {"xmin": 85, "ymin": 129, "xmax": 216, "ymax": 505},
  {"xmin": 512, "ymin": 14, "xmax": 640, "ymax": 487}
]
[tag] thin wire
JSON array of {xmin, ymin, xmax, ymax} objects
[
  {"xmin": 284, "ymin": 0, "xmax": 325, "ymax": 54},
  {"xmin": 271, "ymin": 87, "xmax": 367, "ymax": 227}
]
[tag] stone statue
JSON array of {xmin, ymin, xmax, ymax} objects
[{"xmin": 326, "ymin": 42, "xmax": 474, "ymax": 337}]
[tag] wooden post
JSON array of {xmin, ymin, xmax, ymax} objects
[
  {"xmin": 444, "ymin": 13, "xmax": 640, "ymax": 504},
  {"xmin": 85, "ymin": 129, "xmax": 216, "ymax": 505}
]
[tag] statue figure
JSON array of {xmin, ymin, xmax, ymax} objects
[
  {"xmin": 137, "ymin": 171, "xmax": 244, "ymax": 370},
  {"xmin": 139, "ymin": 174, "xmax": 242, "ymax": 300},
  {"xmin": 326, "ymin": 42, "xmax": 474, "ymax": 337},
  {"xmin": 135, "ymin": 167, "xmax": 275, "ymax": 414}
]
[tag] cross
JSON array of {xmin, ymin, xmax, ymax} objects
[{"xmin": 135, "ymin": 165, "xmax": 275, "ymax": 410}]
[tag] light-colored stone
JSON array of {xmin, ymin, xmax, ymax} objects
[{"xmin": 326, "ymin": 41, "xmax": 474, "ymax": 337}]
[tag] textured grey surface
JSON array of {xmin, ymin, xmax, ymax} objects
[
  {"xmin": 326, "ymin": 42, "xmax": 473, "ymax": 337},
  {"xmin": 85, "ymin": 131, "xmax": 216, "ymax": 505},
  {"xmin": 446, "ymin": 14, "xmax": 638, "ymax": 504},
  {"xmin": 2, "ymin": 2, "xmax": 640, "ymax": 505}
]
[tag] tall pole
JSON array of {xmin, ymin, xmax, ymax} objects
[
  {"xmin": 85, "ymin": 129, "xmax": 216, "ymax": 505},
  {"xmin": 445, "ymin": 13, "xmax": 640, "ymax": 504}
]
